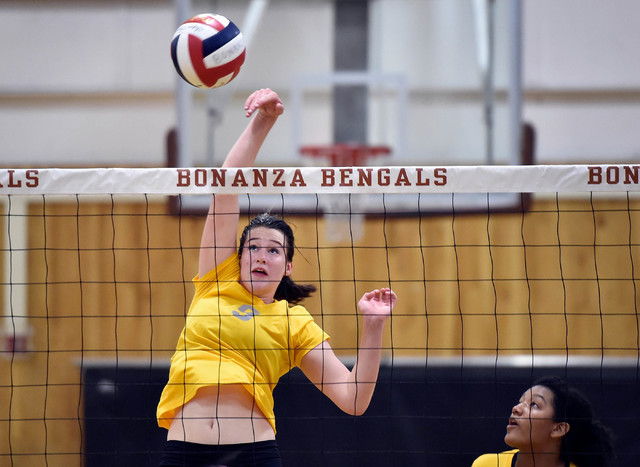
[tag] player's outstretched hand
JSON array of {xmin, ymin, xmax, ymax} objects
[
  {"xmin": 358, "ymin": 288, "xmax": 396, "ymax": 320},
  {"xmin": 244, "ymin": 88, "xmax": 284, "ymax": 118}
]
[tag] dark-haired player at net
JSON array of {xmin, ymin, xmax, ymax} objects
[
  {"xmin": 156, "ymin": 88, "xmax": 397, "ymax": 466},
  {"xmin": 472, "ymin": 376, "xmax": 614, "ymax": 467}
]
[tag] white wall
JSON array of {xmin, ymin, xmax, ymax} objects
[
  {"xmin": 523, "ymin": 0, "xmax": 640, "ymax": 163},
  {"xmin": 0, "ymin": 0, "xmax": 176, "ymax": 166},
  {"xmin": 0, "ymin": 0, "xmax": 639, "ymax": 167}
]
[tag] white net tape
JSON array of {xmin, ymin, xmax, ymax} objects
[{"xmin": 1, "ymin": 165, "xmax": 638, "ymax": 195}]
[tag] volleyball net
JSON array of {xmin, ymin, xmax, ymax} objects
[{"xmin": 1, "ymin": 164, "xmax": 639, "ymax": 465}]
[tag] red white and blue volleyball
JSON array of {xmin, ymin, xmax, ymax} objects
[{"xmin": 170, "ymin": 13, "xmax": 246, "ymax": 89}]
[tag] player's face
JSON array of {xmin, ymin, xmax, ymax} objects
[
  {"xmin": 504, "ymin": 385, "xmax": 564, "ymax": 452},
  {"xmin": 239, "ymin": 227, "xmax": 292, "ymax": 303}
]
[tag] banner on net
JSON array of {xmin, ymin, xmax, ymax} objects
[{"xmin": 0, "ymin": 165, "xmax": 639, "ymax": 195}]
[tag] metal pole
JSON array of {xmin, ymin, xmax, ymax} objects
[
  {"xmin": 175, "ymin": 0, "xmax": 192, "ymax": 167},
  {"xmin": 486, "ymin": 0, "xmax": 495, "ymax": 164},
  {"xmin": 472, "ymin": 0, "xmax": 495, "ymax": 164},
  {"xmin": 508, "ymin": 0, "xmax": 523, "ymax": 165}
]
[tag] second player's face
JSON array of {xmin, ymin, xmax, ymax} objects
[
  {"xmin": 239, "ymin": 227, "xmax": 291, "ymax": 303},
  {"xmin": 505, "ymin": 385, "xmax": 562, "ymax": 452}
]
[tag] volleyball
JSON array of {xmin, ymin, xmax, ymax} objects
[{"xmin": 170, "ymin": 13, "xmax": 246, "ymax": 89}]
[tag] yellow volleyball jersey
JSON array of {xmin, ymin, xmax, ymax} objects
[
  {"xmin": 472, "ymin": 450, "xmax": 577, "ymax": 467},
  {"xmin": 472, "ymin": 450, "xmax": 519, "ymax": 467},
  {"xmin": 156, "ymin": 253, "xmax": 329, "ymax": 432}
]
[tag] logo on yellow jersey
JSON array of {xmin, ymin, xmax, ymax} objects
[{"xmin": 232, "ymin": 304, "xmax": 260, "ymax": 321}]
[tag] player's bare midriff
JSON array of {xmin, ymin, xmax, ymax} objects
[{"xmin": 166, "ymin": 384, "xmax": 275, "ymax": 445}]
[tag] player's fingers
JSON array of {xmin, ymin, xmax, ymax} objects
[
  {"xmin": 244, "ymin": 90, "xmax": 260, "ymax": 110},
  {"xmin": 245, "ymin": 89, "xmax": 283, "ymax": 117},
  {"xmin": 244, "ymin": 89, "xmax": 267, "ymax": 112}
]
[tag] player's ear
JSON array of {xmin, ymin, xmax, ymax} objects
[
  {"xmin": 285, "ymin": 261, "xmax": 292, "ymax": 277},
  {"xmin": 551, "ymin": 422, "xmax": 570, "ymax": 438}
]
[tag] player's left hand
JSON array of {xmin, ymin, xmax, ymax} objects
[{"xmin": 358, "ymin": 288, "xmax": 396, "ymax": 319}]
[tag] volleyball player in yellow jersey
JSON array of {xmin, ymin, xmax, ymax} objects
[
  {"xmin": 157, "ymin": 88, "xmax": 397, "ymax": 466},
  {"xmin": 472, "ymin": 376, "xmax": 614, "ymax": 467}
]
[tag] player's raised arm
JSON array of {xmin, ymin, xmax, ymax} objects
[
  {"xmin": 198, "ymin": 88, "xmax": 284, "ymax": 277},
  {"xmin": 299, "ymin": 288, "xmax": 396, "ymax": 415}
]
